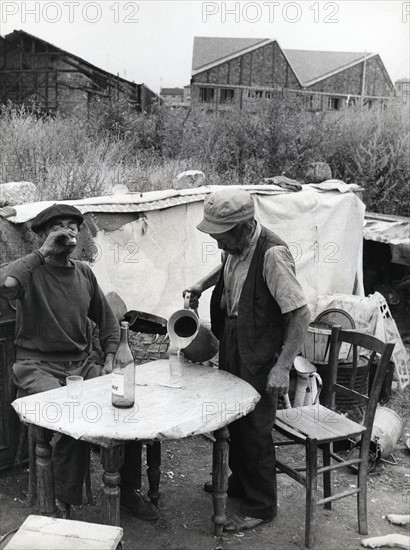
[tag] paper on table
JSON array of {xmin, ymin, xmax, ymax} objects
[
  {"xmin": 136, "ymin": 381, "xmax": 182, "ymax": 388},
  {"xmin": 135, "ymin": 364, "xmax": 183, "ymax": 388}
]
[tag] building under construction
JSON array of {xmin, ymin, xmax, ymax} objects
[{"xmin": 0, "ymin": 29, "xmax": 157, "ymax": 115}]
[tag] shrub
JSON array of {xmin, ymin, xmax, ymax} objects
[
  {"xmin": 324, "ymin": 104, "xmax": 410, "ymax": 216},
  {"xmin": 0, "ymin": 99, "xmax": 408, "ymax": 216}
]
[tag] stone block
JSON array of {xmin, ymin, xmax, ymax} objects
[
  {"xmin": 305, "ymin": 162, "xmax": 332, "ymax": 184},
  {"xmin": 0, "ymin": 181, "xmax": 39, "ymax": 206},
  {"xmin": 172, "ymin": 170, "xmax": 205, "ymax": 190}
]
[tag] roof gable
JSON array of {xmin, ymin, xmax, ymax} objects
[
  {"xmin": 283, "ymin": 49, "xmax": 370, "ymax": 86},
  {"xmin": 3, "ymin": 29, "xmax": 137, "ymax": 87},
  {"xmin": 192, "ymin": 36, "xmax": 270, "ymax": 72},
  {"xmin": 161, "ymin": 88, "xmax": 183, "ymax": 95},
  {"xmin": 192, "ymin": 37, "xmax": 388, "ymax": 88}
]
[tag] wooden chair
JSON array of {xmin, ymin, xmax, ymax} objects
[{"xmin": 273, "ymin": 325, "xmax": 395, "ymax": 548}]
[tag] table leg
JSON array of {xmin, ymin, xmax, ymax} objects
[
  {"xmin": 35, "ymin": 427, "xmax": 57, "ymax": 516},
  {"xmin": 100, "ymin": 445, "xmax": 123, "ymax": 526},
  {"xmin": 211, "ymin": 426, "xmax": 229, "ymax": 536},
  {"xmin": 146, "ymin": 441, "xmax": 161, "ymax": 507}
]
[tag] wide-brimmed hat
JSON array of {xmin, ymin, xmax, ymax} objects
[
  {"xmin": 197, "ymin": 188, "xmax": 255, "ymax": 234},
  {"xmin": 31, "ymin": 204, "xmax": 84, "ymax": 234}
]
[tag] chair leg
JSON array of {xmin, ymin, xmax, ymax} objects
[
  {"xmin": 146, "ymin": 442, "xmax": 161, "ymax": 507},
  {"xmin": 305, "ymin": 438, "xmax": 318, "ymax": 548},
  {"xmin": 357, "ymin": 443, "xmax": 368, "ymax": 535},
  {"xmin": 323, "ymin": 443, "xmax": 332, "ymax": 510}
]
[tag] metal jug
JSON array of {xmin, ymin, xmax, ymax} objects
[
  {"xmin": 168, "ymin": 293, "xmax": 219, "ymax": 363},
  {"xmin": 293, "ymin": 356, "xmax": 322, "ymax": 407},
  {"xmin": 167, "ymin": 293, "xmax": 200, "ymax": 350}
]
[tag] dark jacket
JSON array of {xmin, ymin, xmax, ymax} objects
[{"xmin": 210, "ymin": 225, "xmax": 287, "ymax": 373}]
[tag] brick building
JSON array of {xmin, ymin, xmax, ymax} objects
[
  {"xmin": 395, "ymin": 78, "xmax": 410, "ymax": 106},
  {"xmin": 159, "ymin": 86, "xmax": 191, "ymax": 108},
  {"xmin": 160, "ymin": 87, "xmax": 184, "ymax": 104},
  {"xmin": 191, "ymin": 37, "xmax": 395, "ymax": 112},
  {"xmin": 0, "ymin": 30, "xmax": 157, "ymax": 115}
]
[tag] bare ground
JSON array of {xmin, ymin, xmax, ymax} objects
[{"xmin": 1, "ymin": 382, "xmax": 409, "ymax": 550}]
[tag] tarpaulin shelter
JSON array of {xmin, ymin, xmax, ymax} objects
[{"xmin": 0, "ymin": 184, "xmax": 365, "ymax": 321}]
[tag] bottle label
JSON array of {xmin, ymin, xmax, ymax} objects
[{"xmin": 112, "ymin": 372, "xmax": 124, "ymax": 396}]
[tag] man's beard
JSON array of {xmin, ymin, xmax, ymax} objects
[{"xmin": 227, "ymin": 224, "xmax": 254, "ymax": 255}]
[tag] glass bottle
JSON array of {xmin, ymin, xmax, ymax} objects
[{"xmin": 111, "ymin": 321, "xmax": 135, "ymax": 408}]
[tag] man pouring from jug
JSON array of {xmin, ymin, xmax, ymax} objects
[{"xmin": 183, "ymin": 188, "xmax": 310, "ymax": 532}]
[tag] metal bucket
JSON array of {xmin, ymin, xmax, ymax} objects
[
  {"xmin": 316, "ymin": 358, "xmax": 369, "ymax": 410},
  {"xmin": 182, "ymin": 316, "xmax": 219, "ymax": 363},
  {"xmin": 371, "ymin": 406, "xmax": 403, "ymax": 459}
]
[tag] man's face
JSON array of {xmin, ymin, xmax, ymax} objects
[
  {"xmin": 43, "ymin": 216, "xmax": 80, "ymax": 244},
  {"xmin": 210, "ymin": 229, "xmax": 243, "ymax": 256}
]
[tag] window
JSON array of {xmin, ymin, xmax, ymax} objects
[
  {"xmin": 265, "ymin": 91, "xmax": 272, "ymax": 99},
  {"xmin": 199, "ymin": 87, "xmax": 215, "ymax": 103},
  {"xmin": 327, "ymin": 97, "xmax": 340, "ymax": 110},
  {"xmin": 220, "ymin": 88, "xmax": 235, "ymax": 104},
  {"xmin": 305, "ymin": 94, "xmax": 321, "ymax": 111},
  {"xmin": 247, "ymin": 89, "xmax": 264, "ymax": 99},
  {"xmin": 305, "ymin": 95, "xmax": 314, "ymax": 109}
]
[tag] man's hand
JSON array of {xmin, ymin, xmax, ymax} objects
[
  {"xmin": 266, "ymin": 305, "xmax": 311, "ymax": 398},
  {"xmin": 266, "ymin": 363, "xmax": 290, "ymax": 397},
  {"xmin": 101, "ymin": 353, "xmax": 114, "ymax": 375},
  {"xmin": 182, "ymin": 284, "xmax": 203, "ymax": 309},
  {"xmin": 39, "ymin": 228, "xmax": 77, "ymax": 258}
]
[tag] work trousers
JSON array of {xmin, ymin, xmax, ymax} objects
[
  {"xmin": 219, "ymin": 317, "xmax": 278, "ymax": 521},
  {"xmin": 13, "ymin": 357, "xmax": 142, "ymax": 505}
]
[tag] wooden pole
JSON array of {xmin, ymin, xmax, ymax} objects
[{"xmin": 360, "ymin": 52, "xmax": 367, "ymax": 112}]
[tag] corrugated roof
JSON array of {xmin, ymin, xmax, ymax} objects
[
  {"xmin": 192, "ymin": 36, "xmax": 270, "ymax": 71},
  {"xmin": 363, "ymin": 212, "xmax": 410, "ymax": 246},
  {"xmin": 192, "ymin": 37, "xmax": 373, "ymax": 87}
]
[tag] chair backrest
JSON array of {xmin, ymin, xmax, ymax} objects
[{"xmin": 326, "ymin": 325, "xmax": 395, "ymax": 434}]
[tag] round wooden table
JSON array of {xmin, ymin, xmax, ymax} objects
[{"xmin": 12, "ymin": 359, "xmax": 260, "ymax": 535}]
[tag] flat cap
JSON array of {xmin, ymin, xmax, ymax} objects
[
  {"xmin": 31, "ymin": 204, "xmax": 84, "ymax": 234},
  {"xmin": 197, "ymin": 188, "xmax": 255, "ymax": 234}
]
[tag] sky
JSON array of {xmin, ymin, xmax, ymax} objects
[{"xmin": 0, "ymin": 0, "xmax": 409, "ymax": 93}]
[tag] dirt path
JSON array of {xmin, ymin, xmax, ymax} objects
[
  {"xmin": 1, "ymin": 333, "xmax": 409, "ymax": 549},
  {"xmin": 1, "ymin": 404, "xmax": 409, "ymax": 550}
]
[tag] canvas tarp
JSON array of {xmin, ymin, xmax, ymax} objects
[{"xmin": 2, "ymin": 185, "xmax": 365, "ymax": 322}]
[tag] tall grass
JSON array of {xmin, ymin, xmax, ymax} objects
[{"xmin": 0, "ymin": 98, "xmax": 408, "ymax": 216}]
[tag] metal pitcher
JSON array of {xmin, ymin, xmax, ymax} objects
[
  {"xmin": 168, "ymin": 293, "xmax": 219, "ymax": 363},
  {"xmin": 293, "ymin": 356, "xmax": 322, "ymax": 407},
  {"xmin": 168, "ymin": 293, "xmax": 200, "ymax": 350}
]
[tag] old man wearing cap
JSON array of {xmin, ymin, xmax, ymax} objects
[
  {"xmin": 184, "ymin": 188, "xmax": 310, "ymax": 532},
  {"xmin": 0, "ymin": 204, "xmax": 158, "ymax": 521}
]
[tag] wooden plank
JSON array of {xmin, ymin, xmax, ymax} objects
[
  {"xmin": 275, "ymin": 405, "xmax": 366, "ymax": 442},
  {"xmin": 4, "ymin": 515, "xmax": 123, "ymax": 550}
]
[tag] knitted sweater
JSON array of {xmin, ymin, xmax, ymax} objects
[{"xmin": 0, "ymin": 252, "xmax": 119, "ymax": 361}]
